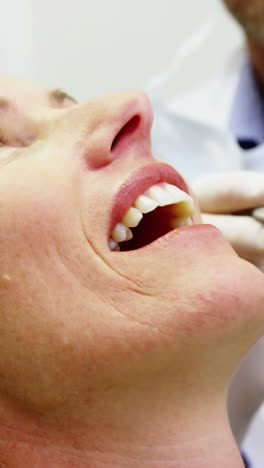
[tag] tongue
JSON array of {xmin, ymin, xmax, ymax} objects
[{"xmin": 120, "ymin": 206, "xmax": 173, "ymax": 251}]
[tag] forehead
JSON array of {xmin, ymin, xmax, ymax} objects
[{"xmin": 0, "ymin": 74, "xmax": 48, "ymax": 106}]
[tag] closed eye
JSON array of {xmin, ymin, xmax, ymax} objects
[{"xmin": 0, "ymin": 130, "xmax": 8, "ymax": 146}]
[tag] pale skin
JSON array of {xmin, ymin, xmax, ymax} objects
[{"xmin": 0, "ymin": 75, "xmax": 264, "ymax": 467}]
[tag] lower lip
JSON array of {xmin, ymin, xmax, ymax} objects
[{"xmin": 120, "ymin": 224, "xmax": 225, "ymax": 255}]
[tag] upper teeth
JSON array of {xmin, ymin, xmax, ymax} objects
[{"xmin": 109, "ymin": 182, "xmax": 194, "ymax": 251}]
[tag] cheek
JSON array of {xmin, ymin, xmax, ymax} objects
[
  {"xmin": 0, "ymin": 174, "xmax": 78, "ymax": 344},
  {"xmin": 0, "ymin": 158, "xmax": 79, "ymax": 275}
]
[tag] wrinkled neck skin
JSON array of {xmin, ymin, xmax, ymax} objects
[
  {"xmin": 0, "ymin": 379, "xmax": 243, "ymax": 468},
  {"xmin": 247, "ymin": 35, "xmax": 264, "ymax": 88}
]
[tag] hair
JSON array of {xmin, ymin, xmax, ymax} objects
[{"xmin": 222, "ymin": 0, "xmax": 264, "ymax": 44}]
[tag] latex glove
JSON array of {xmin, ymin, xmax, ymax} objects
[{"xmin": 193, "ymin": 171, "xmax": 264, "ymax": 271}]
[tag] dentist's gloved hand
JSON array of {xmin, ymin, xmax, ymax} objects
[{"xmin": 193, "ymin": 171, "xmax": 264, "ymax": 271}]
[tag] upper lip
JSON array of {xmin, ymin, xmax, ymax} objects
[{"xmin": 109, "ymin": 162, "xmax": 189, "ymax": 235}]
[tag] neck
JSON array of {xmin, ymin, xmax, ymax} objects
[
  {"xmin": 247, "ymin": 34, "xmax": 264, "ymax": 87},
  {"xmin": 0, "ymin": 389, "xmax": 243, "ymax": 467}
]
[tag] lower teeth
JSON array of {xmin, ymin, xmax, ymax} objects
[{"xmin": 109, "ymin": 217, "xmax": 193, "ymax": 251}]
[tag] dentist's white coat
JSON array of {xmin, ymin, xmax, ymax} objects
[{"xmin": 152, "ymin": 47, "xmax": 264, "ymax": 178}]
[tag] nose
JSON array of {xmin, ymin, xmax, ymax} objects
[{"xmin": 68, "ymin": 91, "xmax": 154, "ymax": 169}]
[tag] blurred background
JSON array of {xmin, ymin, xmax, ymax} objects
[{"xmin": 1, "ymin": 0, "xmax": 242, "ymax": 101}]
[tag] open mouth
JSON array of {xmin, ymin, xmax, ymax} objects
[{"xmin": 109, "ymin": 182, "xmax": 195, "ymax": 251}]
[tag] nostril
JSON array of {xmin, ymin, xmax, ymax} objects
[{"xmin": 111, "ymin": 114, "xmax": 140, "ymax": 152}]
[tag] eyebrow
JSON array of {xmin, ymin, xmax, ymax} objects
[
  {"xmin": 49, "ymin": 88, "xmax": 77, "ymax": 104},
  {"xmin": 0, "ymin": 88, "xmax": 77, "ymax": 115},
  {"xmin": 0, "ymin": 98, "xmax": 11, "ymax": 111}
]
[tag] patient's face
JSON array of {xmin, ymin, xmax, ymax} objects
[
  {"xmin": 222, "ymin": 0, "xmax": 264, "ymax": 41},
  {"xmin": 0, "ymin": 74, "xmax": 263, "ymax": 415}
]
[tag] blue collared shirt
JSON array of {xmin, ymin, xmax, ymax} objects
[{"xmin": 229, "ymin": 60, "xmax": 264, "ymax": 147}]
